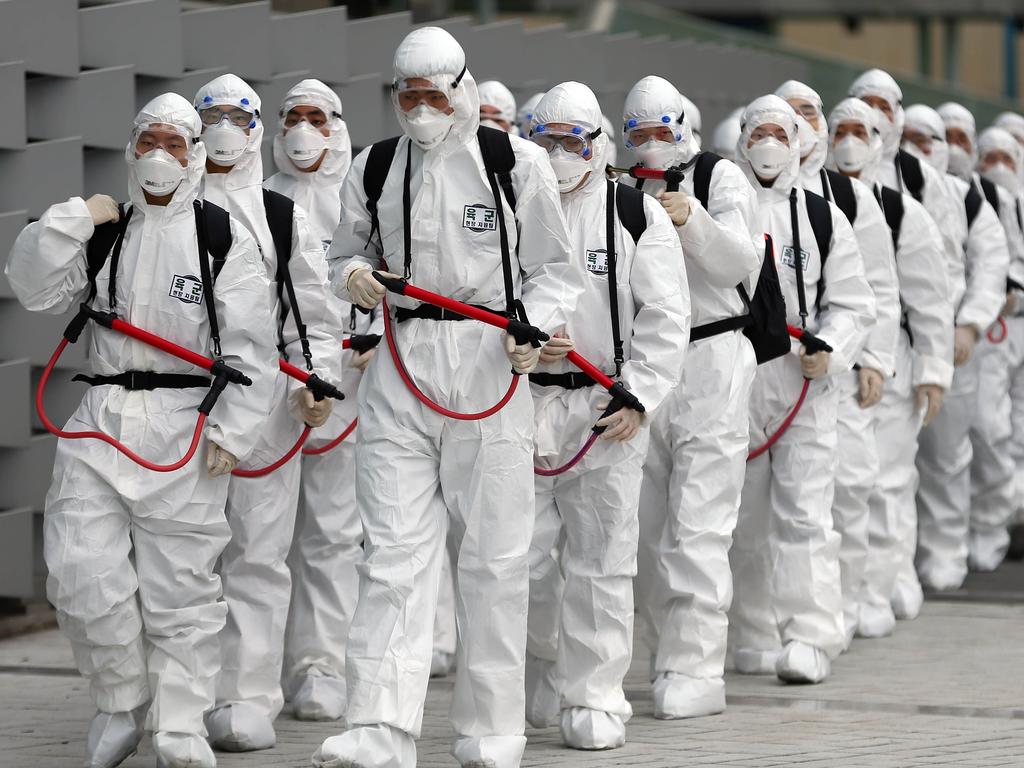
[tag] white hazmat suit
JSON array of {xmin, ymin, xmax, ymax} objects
[
  {"xmin": 712, "ymin": 107, "xmax": 744, "ymax": 162},
  {"xmin": 5, "ymin": 93, "xmax": 277, "ymax": 768},
  {"xmin": 524, "ymin": 81, "xmax": 690, "ymax": 749},
  {"xmin": 477, "ymin": 80, "xmax": 517, "ymax": 133},
  {"xmin": 195, "ymin": 74, "xmax": 343, "ymax": 752},
  {"xmin": 314, "ymin": 28, "xmax": 579, "ymax": 768},
  {"xmin": 264, "ymin": 78, "xmax": 367, "ymax": 722},
  {"xmin": 729, "ymin": 95, "xmax": 875, "ymax": 684},
  {"xmin": 622, "ymin": 75, "xmax": 763, "ymax": 718}
]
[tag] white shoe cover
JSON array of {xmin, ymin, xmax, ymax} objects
[
  {"xmin": 918, "ymin": 567, "xmax": 965, "ymax": 592},
  {"xmin": 153, "ymin": 732, "xmax": 217, "ymax": 768},
  {"xmin": 84, "ymin": 706, "xmax": 146, "ymax": 768},
  {"xmin": 524, "ymin": 653, "xmax": 560, "ymax": 728},
  {"xmin": 293, "ymin": 673, "xmax": 347, "ymax": 722},
  {"xmin": 652, "ymin": 674, "xmax": 726, "ymax": 719},
  {"xmin": 205, "ymin": 702, "xmax": 275, "ymax": 752},
  {"xmin": 968, "ymin": 533, "xmax": 1008, "ymax": 573},
  {"xmin": 856, "ymin": 605, "xmax": 896, "ymax": 639},
  {"xmin": 451, "ymin": 734, "xmax": 527, "ymax": 768},
  {"xmin": 775, "ymin": 642, "xmax": 830, "ymax": 684},
  {"xmin": 429, "ymin": 651, "xmax": 455, "ymax": 678},
  {"xmin": 559, "ymin": 707, "xmax": 626, "ymax": 751},
  {"xmin": 733, "ymin": 648, "xmax": 780, "ymax": 675},
  {"xmin": 312, "ymin": 723, "xmax": 416, "ymax": 768},
  {"xmin": 890, "ymin": 579, "xmax": 924, "ymax": 620}
]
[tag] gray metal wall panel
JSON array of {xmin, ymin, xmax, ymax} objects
[
  {"xmin": 0, "ymin": 137, "xmax": 84, "ymax": 219},
  {"xmin": 0, "ymin": 0, "xmax": 79, "ymax": 77},
  {"xmin": 79, "ymin": 0, "xmax": 184, "ymax": 78},
  {"xmin": 182, "ymin": 2, "xmax": 272, "ymax": 82},
  {"xmin": 458, "ymin": 20, "xmax": 522, "ymax": 86},
  {"xmin": 0, "ymin": 62, "xmax": 26, "ymax": 150},
  {"xmin": 0, "ymin": 508, "xmax": 35, "ymax": 598},
  {"xmin": 135, "ymin": 66, "xmax": 229, "ymax": 111},
  {"xmin": 337, "ymin": 74, "xmax": 390, "ymax": 150},
  {"xmin": 0, "ymin": 210, "xmax": 28, "ymax": 300},
  {"xmin": 84, "ymin": 148, "xmax": 130, "ymax": 199},
  {"xmin": 346, "ymin": 13, "xmax": 411, "ymax": 79},
  {"xmin": 0, "ymin": 359, "xmax": 31, "ymax": 448},
  {"xmin": 79, "ymin": 67, "xmax": 137, "ymax": 150},
  {"xmin": 0, "ymin": 435, "xmax": 57, "ymax": 512},
  {"xmin": 271, "ymin": 6, "xmax": 349, "ymax": 83},
  {"xmin": 0, "ymin": 304, "xmax": 89, "ymax": 370}
]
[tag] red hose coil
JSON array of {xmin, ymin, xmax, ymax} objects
[
  {"xmin": 534, "ymin": 430, "xmax": 601, "ymax": 477},
  {"xmin": 987, "ymin": 316, "xmax": 1008, "ymax": 344},
  {"xmin": 747, "ymin": 378, "xmax": 810, "ymax": 462},
  {"xmin": 302, "ymin": 418, "xmax": 358, "ymax": 456},
  {"xmin": 232, "ymin": 426, "xmax": 312, "ymax": 478}
]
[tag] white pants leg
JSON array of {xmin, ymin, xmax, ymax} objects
[
  {"xmin": 830, "ymin": 370, "xmax": 878, "ymax": 647},
  {"xmin": 432, "ymin": 550, "xmax": 457, "ymax": 660},
  {"xmin": 636, "ymin": 333, "xmax": 755, "ymax": 682}
]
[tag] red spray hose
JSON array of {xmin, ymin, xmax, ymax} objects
[
  {"xmin": 300, "ymin": 335, "xmax": 378, "ymax": 457},
  {"xmin": 37, "ymin": 305, "xmax": 252, "ymax": 472},
  {"xmin": 987, "ymin": 316, "xmax": 1008, "ymax": 344},
  {"xmin": 746, "ymin": 325, "xmax": 832, "ymax": 461}
]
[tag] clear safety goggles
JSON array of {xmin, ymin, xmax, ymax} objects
[
  {"xmin": 788, "ymin": 99, "xmax": 822, "ymax": 124},
  {"xmin": 198, "ymin": 103, "xmax": 257, "ymax": 129},
  {"xmin": 623, "ymin": 113, "xmax": 683, "ymax": 148},
  {"xmin": 391, "ymin": 71, "xmax": 466, "ymax": 113},
  {"xmin": 132, "ymin": 122, "xmax": 194, "ymax": 160},
  {"xmin": 279, "ymin": 96, "xmax": 341, "ymax": 129},
  {"xmin": 532, "ymin": 123, "xmax": 600, "ymax": 157}
]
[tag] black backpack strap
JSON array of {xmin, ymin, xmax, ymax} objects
[
  {"xmin": 823, "ymin": 169, "xmax": 858, "ymax": 224},
  {"xmin": 362, "ymin": 136, "xmax": 402, "ymax": 254},
  {"xmin": 477, "ymin": 125, "xmax": 517, "ymax": 212},
  {"xmin": 478, "ymin": 126, "xmax": 518, "ymax": 316},
  {"xmin": 788, "ymin": 188, "xmax": 809, "ymax": 324},
  {"xmin": 897, "ymin": 150, "xmax": 925, "ymax": 203},
  {"xmin": 202, "ymin": 200, "xmax": 232, "ymax": 280},
  {"xmin": 606, "ymin": 181, "xmax": 624, "ymax": 377},
  {"xmin": 965, "ymin": 179, "xmax": 984, "ymax": 230},
  {"xmin": 88, "ymin": 204, "xmax": 132, "ymax": 310},
  {"xmin": 980, "ymin": 176, "xmax": 1000, "ymax": 218},
  {"xmin": 613, "ymin": 182, "xmax": 647, "ymax": 245},
  {"xmin": 193, "ymin": 200, "xmax": 224, "ymax": 357},
  {"xmin": 693, "ymin": 151, "xmax": 723, "ymax": 211},
  {"xmin": 805, "ymin": 190, "xmax": 833, "ymax": 315},
  {"xmin": 876, "ymin": 186, "xmax": 905, "ymax": 251},
  {"xmin": 263, "ymin": 188, "xmax": 314, "ymax": 370}
]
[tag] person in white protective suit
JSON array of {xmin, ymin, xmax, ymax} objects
[
  {"xmin": 313, "ymin": 27, "xmax": 579, "ymax": 768},
  {"xmin": 712, "ymin": 107, "xmax": 744, "ymax": 162},
  {"xmin": 729, "ymin": 95, "xmax": 875, "ymax": 684},
  {"xmin": 193, "ymin": 73, "xmax": 344, "ymax": 752},
  {"xmin": 776, "ymin": 80, "xmax": 900, "ymax": 650},
  {"xmin": 522, "ymin": 81, "xmax": 690, "ymax": 750},
  {"xmin": 678, "ymin": 92, "xmax": 703, "ymax": 148},
  {"xmin": 825, "ymin": 98, "xmax": 954, "ymax": 636},
  {"xmin": 902, "ymin": 105, "xmax": 1009, "ymax": 591},
  {"xmin": 516, "ymin": 91, "xmax": 545, "ymax": 139},
  {"xmin": 956, "ymin": 123, "xmax": 1024, "ymax": 568},
  {"xmin": 849, "ymin": 70, "xmax": 967, "ymax": 293},
  {"xmin": 993, "ymin": 111, "xmax": 1024, "ymax": 185},
  {"xmin": 621, "ymin": 75, "xmax": 763, "ymax": 718},
  {"xmin": 601, "ymin": 114, "xmax": 619, "ymax": 171},
  {"xmin": 478, "ymin": 80, "xmax": 517, "ymax": 133},
  {"xmin": 5, "ymin": 93, "xmax": 277, "ymax": 768},
  {"xmin": 263, "ymin": 78, "xmax": 370, "ymax": 722}
]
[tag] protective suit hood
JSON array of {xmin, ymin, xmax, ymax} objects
[
  {"xmin": 477, "ymin": 80, "xmax": 517, "ymax": 130},
  {"xmin": 126, "ymin": 92, "xmax": 206, "ymax": 215},
  {"xmin": 712, "ymin": 107, "xmax": 744, "ymax": 161},
  {"xmin": 272, "ymin": 78, "xmax": 352, "ymax": 184},
  {"xmin": 194, "ymin": 73, "xmax": 265, "ymax": 191},
  {"xmin": 678, "ymin": 92, "xmax": 702, "ymax": 147},
  {"xmin": 392, "ymin": 26, "xmax": 479, "ymax": 153},
  {"xmin": 826, "ymin": 97, "xmax": 884, "ymax": 185},
  {"xmin": 622, "ymin": 75, "xmax": 698, "ymax": 167},
  {"xmin": 849, "ymin": 68, "xmax": 904, "ymax": 161},
  {"xmin": 601, "ymin": 114, "xmax": 618, "ymax": 169},
  {"xmin": 517, "ymin": 92, "xmax": 545, "ymax": 138},
  {"xmin": 937, "ymin": 102, "xmax": 978, "ymax": 180},
  {"xmin": 994, "ymin": 111, "xmax": 1024, "ymax": 143},
  {"xmin": 979, "ymin": 126, "xmax": 1023, "ymax": 194},
  {"xmin": 775, "ymin": 80, "xmax": 829, "ymax": 179},
  {"xmin": 532, "ymin": 81, "xmax": 608, "ymax": 198},
  {"xmin": 904, "ymin": 104, "xmax": 950, "ymax": 175},
  {"xmin": 736, "ymin": 94, "xmax": 801, "ymax": 195}
]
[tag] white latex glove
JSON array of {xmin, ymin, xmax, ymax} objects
[
  {"xmin": 504, "ymin": 333, "xmax": 540, "ymax": 374},
  {"xmin": 349, "ymin": 347, "xmax": 376, "ymax": 372},
  {"xmin": 539, "ymin": 334, "xmax": 574, "ymax": 364},
  {"xmin": 207, "ymin": 442, "xmax": 238, "ymax": 478},
  {"xmin": 857, "ymin": 367, "xmax": 884, "ymax": 409},
  {"xmin": 656, "ymin": 190, "xmax": 692, "ymax": 227},
  {"xmin": 298, "ymin": 388, "xmax": 333, "ymax": 427},
  {"xmin": 916, "ymin": 384, "xmax": 945, "ymax": 427},
  {"xmin": 799, "ymin": 347, "xmax": 831, "ymax": 380},
  {"xmin": 347, "ymin": 268, "xmax": 398, "ymax": 309},
  {"xmin": 953, "ymin": 325, "xmax": 978, "ymax": 366},
  {"xmin": 85, "ymin": 194, "xmax": 119, "ymax": 226},
  {"xmin": 595, "ymin": 400, "xmax": 644, "ymax": 442}
]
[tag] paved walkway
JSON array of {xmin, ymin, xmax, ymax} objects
[{"xmin": 1, "ymin": 562, "xmax": 1021, "ymax": 767}]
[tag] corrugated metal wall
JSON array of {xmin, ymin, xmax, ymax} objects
[{"xmin": 0, "ymin": 0, "xmax": 809, "ymax": 600}]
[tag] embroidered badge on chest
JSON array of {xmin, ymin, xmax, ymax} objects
[
  {"xmin": 780, "ymin": 245, "xmax": 810, "ymax": 272},
  {"xmin": 585, "ymin": 248, "xmax": 609, "ymax": 275},
  {"xmin": 169, "ymin": 274, "xmax": 204, "ymax": 305},
  {"xmin": 463, "ymin": 203, "xmax": 497, "ymax": 232}
]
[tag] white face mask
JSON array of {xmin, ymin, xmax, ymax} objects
[
  {"xmin": 547, "ymin": 146, "xmax": 591, "ymax": 193},
  {"xmin": 983, "ymin": 162, "xmax": 1020, "ymax": 193},
  {"xmin": 833, "ymin": 135, "xmax": 871, "ymax": 174},
  {"xmin": 947, "ymin": 144, "xmax": 973, "ymax": 179},
  {"xmin": 284, "ymin": 121, "xmax": 329, "ymax": 170},
  {"xmin": 135, "ymin": 148, "xmax": 185, "ymax": 196},
  {"xmin": 747, "ymin": 137, "xmax": 791, "ymax": 180},
  {"xmin": 398, "ymin": 103, "xmax": 455, "ymax": 151},
  {"xmin": 633, "ymin": 138, "xmax": 679, "ymax": 171},
  {"xmin": 202, "ymin": 122, "xmax": 249, "ymax": 166}
]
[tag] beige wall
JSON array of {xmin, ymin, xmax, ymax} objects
[{"xmin": 779, "ymin": 19, "xmax": 1021, "ymax": 102}]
